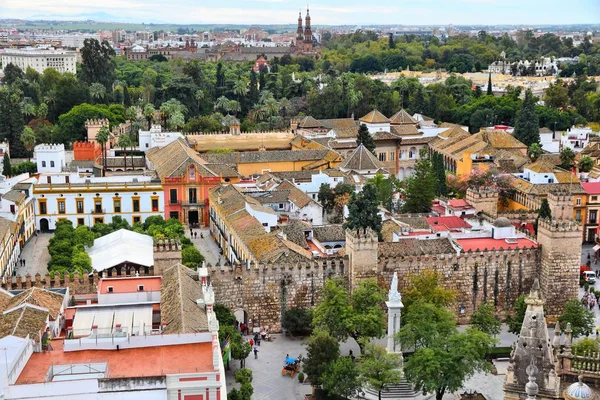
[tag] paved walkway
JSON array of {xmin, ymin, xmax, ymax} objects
[
  {"xmin": 15, "ymin": 233, "xmax": 51, "ymax": 277},
  {"xmin": 185, "ymin": 227, "xmax": 221, "ymax": 267}
]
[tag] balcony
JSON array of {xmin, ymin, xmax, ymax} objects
[
  {"xmin": 91, "ymin": 208, "xmax": 105, "ymax": 214},
  {"xmin": 182, "ymin": 201, "xmax": 202, "ymax": 207}
]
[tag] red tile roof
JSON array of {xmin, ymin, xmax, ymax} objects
[
  {"xmin": 448, "ymin": 199, "xmax": 471, "ymax": 209},
  {"xmin": 98, "ymin": 277, "xmax": 162, "ymax": 294},
  {"xmin": 456, "ymin": 237, "xmax": 537, "ymax": 252},
  {"xmin": 16, "ymin": 339, "xmax": 214, "ymax": 384},
  {"xmin": 582, "ymin": 182, "xmax": 600, "ymax": 195},
  {"xmin": 426, "ymin": 216, "xmax": 471, "ymax": 231}
]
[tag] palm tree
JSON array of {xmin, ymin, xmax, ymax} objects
[
  {"xmin": 20, "ymin": 126, "xmax": 36, "ymax": 162},
  {"xmin": 118, "ymin": 134, "xmax": 131, "ymax": 171},
  {"xmin": 89, "ymin": 83, "xmax": 106, "ymax": 104},
  {"xmin": 232, "ymin": 79, "xmax": 249, "ymax": 102},
  {"xmin": 21, "ymin": 101, "xmax": 36, "ymax": 121},
  {"xmin": 36, "ymin": 103, "xmax": 48, "ymax": 120},
  {"xmin": 258, "ymin": 90, "xmax": 274, "ymax": 105},
  {"xmin": 96, "ymin": 126, "xmax": 110, "ymax": 177},
  {"xmin": 167, "ymin": 111, "xmax": 185, "ymax": 131},
  {"xmin": 143, "ymin": 103, "xmax": 155, "ymax": 129},
  {"xmin": 262, "ymin": 98, "xmax": 281, "ymax": 129},
  {"xmin": 226, "ymin": 100, "xmax": 241, "ymax": 116},
  {"xmin": 129, "ymin": 133, "xmax": 137, "ymax": 169},
  {"xmin": 214, "ymin": 96, "xmax": 230, "ymax": 113},
  {"xmin": 160, "ymin": 99, "xmax": 186, "ymax": 129},
  {"xmin": 278, "ymin": 97, "xmax": 292, "ymax": 117}
]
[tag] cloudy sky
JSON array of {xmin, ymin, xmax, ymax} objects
[{"xmin": 1, "ymin": 0, "xmax": 598, "ymax": 25}]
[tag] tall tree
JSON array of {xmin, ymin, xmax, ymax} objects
[
  {"xmin": 313, "ymin": 278, "xmax": 386, "ymax": 352},
  {"xmin": 357, "ymin": 123, "xmax": 375, "ymax": 154},
  {"xmin": 538, "ymin": 198, "xmax": 552, "ymax": 220},
  {"xmin": 215, "ymin": 62, "xmax": 225, "ymax": 98},
  {"xmin": 559, "ymin": 147, "xmax": 576, "ymax": 170},
  {"xmin": 432, "ymin": 153, "xmax": 448, "ymax": 197},
  {"xmin": 403, "ymin": 150, "xmax": 435, "ymax": 213},
  {"xmin": 118, "ymin": 134, "xmax": 131, "ymax": 170},
  {"xmin": 399, "ymin": 301, "xmax": 496, "ymax": 400},
  {"xmin": 358, "ymin": 343, "xmax": 402, "ymax": 400},
  {"xmin": 470, "ymin": 302, "xmax": 501, "ymax": 336},
  {"xmin": 302, "ymin": 330, "xmax": 340, "ymax": 388},
  {"xmin": 2, "ymin": 153, "xmax": 12, "ymax": 177},
  {"xmin": 513, "ymin": 89, "xmax": 540, "ymax": 147},
  {"xmin": 486, "ymin": 72, "xmax": 493, "ymax": 96},
  {"xmin": 20, "ymin": 126, "xmax": 36, "ymax": 162},
  {"xmin": 322, "ymin": 356, "xmax": 360, "ymax": 399},
  {"xmin": 388, "ymin": 33, "xmax": 396, "ymax": 49},
  {"xmin": 123, "ymin": 85, "xmax": 132, "ymax": 108},
  {"xmin": 344, "ymin": 183, "xmax": 382, "ymax": 240},
  {"xmin": 558, "ymin": 300, "xmax": 595, "ymax": 338},
  {"xmin": 80, "ymin": 38, "xmax": 116, "ymax": 88},
  {"xmin": 1, "ymin": 63, "xmax": 24, "ymax": 85},
  {"xmin": 143, "ymin": 103, "xmax": 155, "ymax": 129},
  {"xmin": 505, "ymin": 295, "xmax": 527, "ymax": 335},
  {"xmin": 0, "ymin": 88, "xmax": 27, "ymax": 158}
]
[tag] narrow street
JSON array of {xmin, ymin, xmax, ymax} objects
[
  {"xmin": 14, "ymin": 233, "xmax": 51, "ymax": 277},
  {"xmin": 185, "ymin": 227, "xmax": 222, "ymax": 267}
]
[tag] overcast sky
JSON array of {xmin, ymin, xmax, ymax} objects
[{"xmin": 1, "ymin": 0, "xmax": 599, "ymax": 25}]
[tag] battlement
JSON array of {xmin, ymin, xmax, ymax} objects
[
  {"xmin": 345, "ymin": 227, "xmax": 378, "ymax": 243},
  {"xmin": 154, "ymin": 238, "xmax": 181, "ymax": 252},
  {"xmin": 34, "ymin": 143, "xmax": 65, "ymax": 152},
  {"xmin": 466, "ymin": 187, "xmax": 499, "ymax": 199},
  {"xmin": 547, "ymin": 190, "xmax": 573, "ymax": 204},
  {"xmin": 537, "ymin": 218, "xmax": 581, "ymax": 232},
  {"xmin": 73, "ymin": 141, "xmax": 96, "ymax": 149},
  {"xmin": 208, "ymin": 257, "xmax": 347, "ymax": 278},
  {"xmin": 85, "ymin": 119, "xmax": 110, "ymax": 128}
]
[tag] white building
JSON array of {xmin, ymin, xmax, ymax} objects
[
  {"xmin": 561, "ymin": 126, "xmax": 593, "ymax": 152},
  {"xmin": 33, "ymin": 174, "xmax": 163, "ymax": 231},
  {"xmin": 358, "ymin": 110, "xmax": 391, "ymax": 134},
  {"xmin": 1, "ymin": 48, "xmax": 77, "ymax": 74},
  {"xmin": 139, "ymin": 125, "xmax": 185, "ymax": 152},
  {"xmin": 34, "ymin": 144, "xmax": 66, "ymax": 173}
]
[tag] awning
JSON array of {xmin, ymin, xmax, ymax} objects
[{"xmin": 593, "ymin": 245, "xmax": 600, "ymax": 252}]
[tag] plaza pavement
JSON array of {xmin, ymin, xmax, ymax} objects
[
  {"xmin": 15, "ymin": 233, "xmax": 51, "ymax": 277},
  {"xmin": 186, "ymin": 227, "xmax": 221, "ymax": 266}
]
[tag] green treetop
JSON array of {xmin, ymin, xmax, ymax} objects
[
  {"xmin": 344, "ymin": 183, "xmax": 382, "ymax": 240},
  {"xmin": 513, "ymin": 89, "xmax": 540, "ymax": 147},
  {"xmin": 357, "ymin": 123, "xmax": 376, "ymax": 154},
  {"xmin": 402, "ymin": 149, "xmax": 435, "ymax": 213}
]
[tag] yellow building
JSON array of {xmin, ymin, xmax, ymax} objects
[
  {"xmin": 202, "ymin": 149, "xmax": 343, "ymax": 177},
  {"xmin": 0, "ymin": 217, "xmax": 18, "ymax": 278}
]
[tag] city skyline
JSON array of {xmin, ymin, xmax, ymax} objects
[{"xmin": 0, "ymin": 0, "xmax": 599, "ymax": 26}]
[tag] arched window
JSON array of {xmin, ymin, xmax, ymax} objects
[
  {"xmin": 409, "ymin": 147, "xmax": 417, "ymax": 159},
  {"xmin": 42, "ymin": 161, "xmax": 46, "ymax": 167},
  {"xmin": 50, "ymin": 161, "xmax": 55, "ymax": 167}
]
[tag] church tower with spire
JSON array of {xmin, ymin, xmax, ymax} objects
[
  {"xmin": 296, "ymin": 10, "xmax": 304, "ymax": 42},
  {"xmin": 303, "ymin": 7, "xmax": 313, "ymax": 52}
]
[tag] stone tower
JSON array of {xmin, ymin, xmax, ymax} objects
[
  {"xmin": 465, "ymin": 187, "xmax": 499, "ymax": 218},
  {"xmin": 85, "ymin": 118, "xmax": 110, "ymax": 142},
  {"xmin": 296, "ymin": 11, "xmax": 303, "ymax": 41},
  {"xmin": 536, "ymin": 218, "xmax": 581, "ymax": 318},
  {"xmin": 547, "ymin": 190, "xmax": 573, "ymax": 221},
  {"xmin": 303, "ymin": 7, "xmax": 313, "ymax": 52},
  {"xmin": 504, "ymin": 279, "xmax": 561, "ymax": 400},
  {"xmin": 345, "ymin": 228, "xmax": 378, "ymax": 288}
]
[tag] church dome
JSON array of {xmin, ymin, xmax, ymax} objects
[
  {"xmin": 493, "ymin": 217, "xmax": 512, "ymax": 228},
  {"xmin": 564, "ymin": 378, "xmax": 593, "ymax": 400}
]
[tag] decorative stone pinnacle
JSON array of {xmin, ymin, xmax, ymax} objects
[
  {"xmin": 525, "ymin": 358, "xmax": 539, "ymax": 399},
  {"xmin": 388, "ymin": 271, "xmax": 402, "ymax": 303},
  {"xmin": 525, "ymin": 278, "xmax": 544, "ymax": 306}
]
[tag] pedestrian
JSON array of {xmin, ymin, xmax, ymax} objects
[
  {"xmin": 249, "ymin": 338, "xmax": 254, "ymax": 347},
  {"xmin": 23, "ymin": 259, "xmax": 25, "ymax": 267},
  {"xmin": 240, "ymin": 323, "xmax": 245, "ymax": 335},
  {"xmin": 194, "ymin": 231, "xmax": 197, "ymax": 239},
  {"xmin": 201, "ymin": 232, "xmax": 204, "ymax": 239},
  {"xmin": 190, "ymin": 228, "xmax": 193, "ymax": 237},
  {"xmin": 253, "ymin": 347, "xmax": 259, "ymax": 359},
  {"xmin": 349, "ymin": 349, "xmax": 355, "ymax": 361}
]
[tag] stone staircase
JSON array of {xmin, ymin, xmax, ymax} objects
[{"xmin": 361, "ymin": 377, "xmax": 426, "ymax": 399}]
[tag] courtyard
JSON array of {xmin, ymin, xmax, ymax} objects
[{"xmin": 15, "ymin": 233, "xmax": 51, "ymax": 277}]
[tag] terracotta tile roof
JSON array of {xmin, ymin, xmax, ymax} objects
[
  {"xmin": 372, "ymin": 131, "xmax": 402, "ymax": 141},
  {"xmin": 2, "ymin": 190, "xmax": 26, "ymax": 204},
  {"xmin": 524, "ymin": 158, "xmax": 559, "ymax": 173},
  {"xmin": 290, "ymin": 135, "xmax": 328, "ymax": 150},
  {"xmin": 297, "ymin": 116, "xmax": 324, "ymax": 129},
  {"xmin": 391, "ymin": 125, "xmax": 420, "ymax": 136},
  {"xmin": 6, "ymin": 287, "xmax": 64, "ymax": 320},
  {"xmin": 393, "ymin": 216, "xmax": 430, "ymax": 230},
  {"xmin": 104, "ymin": 157, "xmax": 146, "ymax": 168},
  {"xmin": 389, "ymin": 109, "xmax": 417, "ymax": 125},
  {"xmin": 0, "ymin": 290, "xmax": 13, "ymax": 312},
  {"xmin": 475, "ymin": 130, "xmax": 527, "ymax": 149},
  {"xmin": 312, "ymin": 225, "xmax": 345, "ymax": 242},
  {"xmin": 276, "ymin": 180, "xmax": 315, "ymax": 208},
  {"xmin": 554, "ymin": 171, "xmax": 580, "ymax": 184},
  {"xmin": 281, "ymin": 220, "xmax": 311, "ymax": 249},
  {"xmin": 379, "ymin": 238, "xmax": 456, "ymax": 257},
  {"xmin": 331, "ymin": 127, "xmax": 359, "ymax": 139},
  {"xmin": 438, "ymin": 125, "xmax": 470, "ymax": 139},
  {"xmin": 319, "ymin": 118, "xmax": 359, "ymax": 130},
  {"xmin": 359, "ymin": 110, "xmax": 390, "ymax": 124},
  {"xmin": 160, "ymin": 264, "xmax": 208, "ymax": 334},
  {"xmin": 340, "ymin": 144, "xmax": 384, "ymax": 171},
  {"xmin": 448, "ymin": 199, "xmax": 470, "ymax": 209},
  {"xmin": 512, "ymin": 177, "xmax": 585, "ymax": 195},
  {"xmin": 202, "ymin": 149, "xmax": 338, "ymax": 165},
  {"xmin": 146, "ymin": 138, "xmax": 217, "ymax": 179},
  {"xmin": 401, "ymin": 136, "xmax": 436, "ymax": 145},
  {"xmin": 539, "ymin": 127, "xmax": 553, "ymax": 134},
  {"xmin": 204, "ymin": 163, "xmax": 241, "ymax": 178},
  {"xmin": 209, "ymin": 185, "xmax": 312, "ymax": 263},
  {"xmin": 381, "ymin": 219, "xmax": 402, "ymax": 242},
  {"xmin": 0, "ymin": 305, "xmax": 48, "ymax": 340}
]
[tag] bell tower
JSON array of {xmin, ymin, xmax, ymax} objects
[
  {"xmin": 296, "ymin": 11, "xmax": 304, "ymax": 42},
  {"xmin": 303, "ymin": 7, "xmax": 313, "ymax": 52}
]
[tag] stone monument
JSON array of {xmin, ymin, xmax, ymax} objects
[{"xmin": 386, "ymin": 272, "xmax": 404, "ymax": 362}]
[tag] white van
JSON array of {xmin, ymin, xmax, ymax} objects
[{"xmin": 583, "ymin": 271, "xmax": 596, "ymax": 284}]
